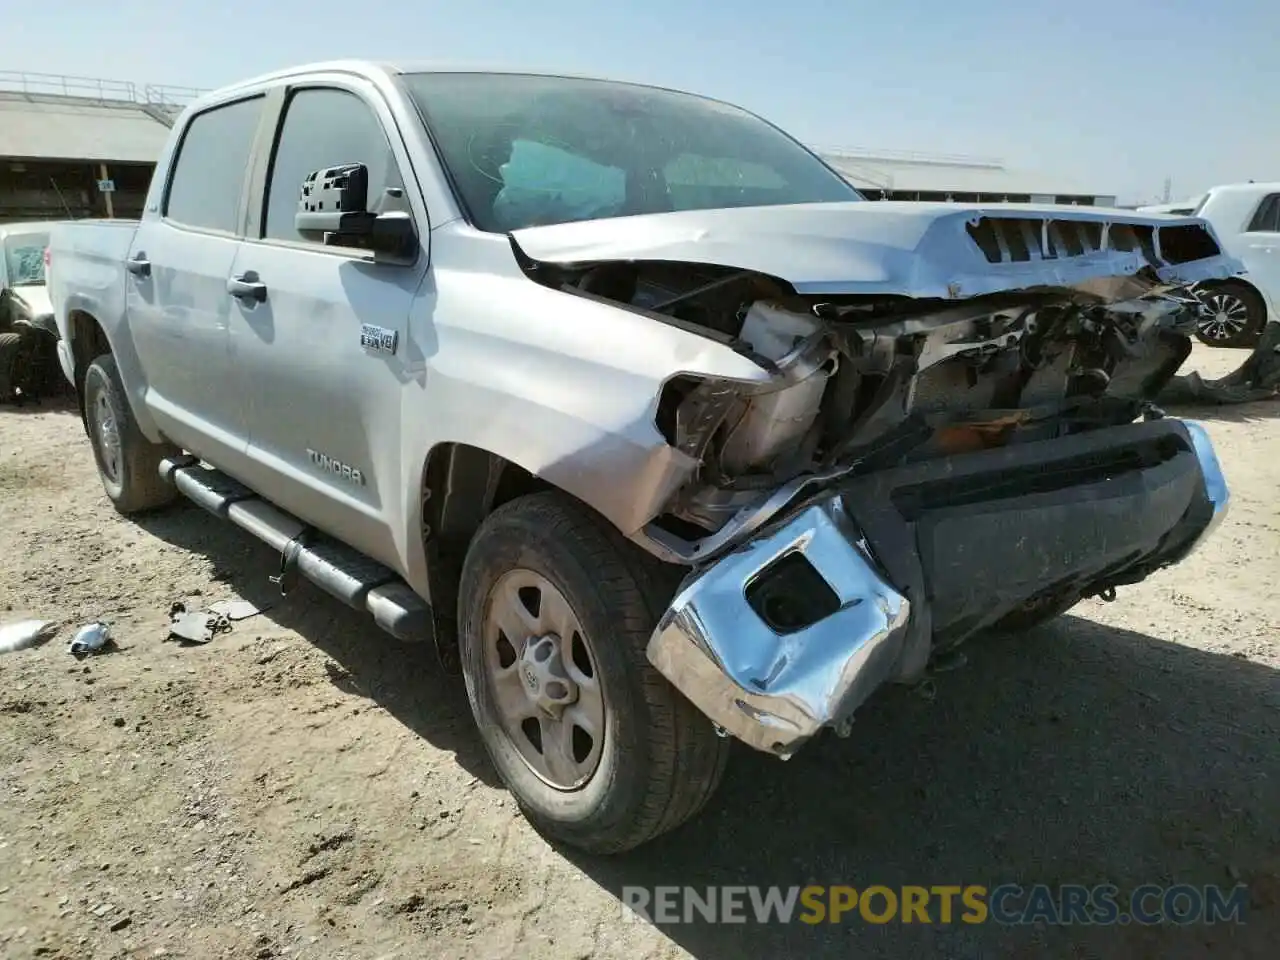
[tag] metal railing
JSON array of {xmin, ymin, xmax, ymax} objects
[
  {"xmin": 0, "ymin": 71, "xmax": 208, "ymax": 107},
  {"xmin": 142, "ymin": 83, "xmax": 208, "ymax": 107},
  {"xmin": 813, "ymin": 145, "xmax": 1006, "ymax": 170}
]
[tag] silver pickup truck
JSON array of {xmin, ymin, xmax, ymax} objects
[{"xmin": 49, "ymin": 61, "xmax": 1234, "ymax": 854}]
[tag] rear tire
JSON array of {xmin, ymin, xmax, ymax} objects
[
  {"xmin": 0, "ymin": 332, "xmax": 21, "ymax": 400},
  {"xmin": 458, "ymin": 491, "xmax": 730, "ymax": 854},
  {"xmin": 1195, "ymin": 282, "xmax": 1267, "ymax": 348},
  {"xmin": 83, "ymin": 353, "xmax": 180, "ymax": 514}
]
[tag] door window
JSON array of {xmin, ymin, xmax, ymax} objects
[
  {"xmin": 263, "ymin": 87, "xmax": 404, "ymax": 246},
  {"xmin": 164, "ymin": 96, "xmax": 264, "ymax": 233},
  {"xmin": 1246, "ymin": 194, "xmax": 1280, "ymax": 233}
]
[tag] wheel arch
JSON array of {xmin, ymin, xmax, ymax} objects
[
  {"xmin": 417, "ymin": 442, "xmax": 557, "ymax": 667},
  {"xmin": 1199, "ymin": 274, "xmax": 1266, "ymax": 303},
  {"xmin": 67, "ymin": 309, "xmax": 113, "ymax": 421},
  {"xmin": 65, "ymin": 308, "xmax": 166, "ymax": 441}
]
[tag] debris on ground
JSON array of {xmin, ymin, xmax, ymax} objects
[
  {"xmin": 68, "ymin": 622, "xmax": 115, "ymax": 658},
  {"xmin": 209, "ymin": 598, "xmax": 269, "ymax": 621},
  {"xmin": 1158, "ymin": 321, "xmax": 1280, "ymax": 404},
  {"xmin": 0, "ymin": 619, "xmax": 58, "ymax": 654},
  {"xmin": 166, "ymin": 602, "xmax": 232, "ymax": 645}
]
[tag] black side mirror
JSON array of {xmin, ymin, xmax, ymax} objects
[{"xmin": 294, "ymin": 163, "xmax": 417, "ymax": 264}]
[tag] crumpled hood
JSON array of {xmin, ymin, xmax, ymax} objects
[{"xmin": 510, "ymin": 200, "xmax": 1243, "ymax": 300}]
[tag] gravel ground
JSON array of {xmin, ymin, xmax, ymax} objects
[{"xmin": 0, "ymin": 343, "xmax": 1277, "ymax": 959}]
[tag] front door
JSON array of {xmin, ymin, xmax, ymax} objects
[
  {"xmin": 126, "ymin": 93, "xmax": 266, "ymax": 468},
  {"xmin": 225, "ymin": 81, "xmax": 427, "ymax": 567}
]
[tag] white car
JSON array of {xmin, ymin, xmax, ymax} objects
[{"xmin": 1141, "ymin": 184, "xmax": 1280, "ymax": 347}]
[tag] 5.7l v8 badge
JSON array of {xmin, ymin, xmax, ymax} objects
[{"xmin": 360, "ymin": 323, "xmax": 398, "ymax": 355}]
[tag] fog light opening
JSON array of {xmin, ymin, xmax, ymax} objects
[{"xmin": 745, "ymin": 551, "xmax": 841, "ymax": 635}]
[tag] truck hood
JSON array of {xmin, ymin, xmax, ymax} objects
[{"xmin": 510, "ymin": 201, "xmax": 1243, "ymax": 300}]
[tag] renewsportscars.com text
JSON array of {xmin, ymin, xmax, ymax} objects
[{"xmin": 621, "ymin": 884, "xmax": 1248, "ymax": 926}]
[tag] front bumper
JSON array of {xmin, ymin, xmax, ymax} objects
[{"xmin": 646, "ymin": 418, "xmax": 1229, "ymax": 757}]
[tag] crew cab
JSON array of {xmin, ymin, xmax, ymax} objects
[
  {"xmin": 1140, "ymin": 183, "xmax": 1280, "ymax": 347},
  {"xmin": 49, "ymin": 62, "xmax": 1235, "ymax": 854}
]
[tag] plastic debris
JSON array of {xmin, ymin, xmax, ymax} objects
[
  {"xmin": 69, "ymin": 621, "xmax": 115, "ymax": 658},
  {"xmin": 0, "ymin": 619, "xmax": 59, "ymax": 654},
  {"xmin": 166, "ymin": 602, "xmax": 232, "ymax": 645},
  {"xmin": 208, "ymin": 598, "xmax": 267, "ymax": 622}
]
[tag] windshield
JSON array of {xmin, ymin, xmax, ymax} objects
[
  {"xmin": 3, "ymin": 234, "xmax": 48, "ymax": 287},
  {"xmin": 402, "ymin": 73, "xmax": 862, "ymax": 233}
]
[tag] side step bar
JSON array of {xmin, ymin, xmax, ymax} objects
[{"xmin": 159, "ymin": 456, "xmax": 432, "ymax": 643}]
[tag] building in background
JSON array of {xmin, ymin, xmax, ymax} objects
[
  {"xmin": 0, "ymin": 73, "xmax": 201, "ymax": 223},
  {"xmin": 816, "ymin": 147, "xmax": 1118, "ymax": 207}
]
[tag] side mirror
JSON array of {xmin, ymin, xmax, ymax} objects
[{"xmin": 294, "ymin": 163, "xmax": 417, "ymax": 264}]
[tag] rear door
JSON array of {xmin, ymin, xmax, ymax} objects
[
  {"xmin": 126, "ymin": 93, "xmax": 266, "ymax": 466},
  {"xmin": 224, "ymin": 78, "xmax": 427, "ymax": 566},
  {"xmin": 1237, "ymin": 193, "xmax": 1280, "ymax": 320}
]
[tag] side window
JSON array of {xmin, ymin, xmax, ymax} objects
[
  {"xmin": 264, "ymin": 87, "xmax": 403, "ymax": 245},
  {"xmin": 165, "ymin": 96, "xmax": 264, "ymax": 233},
  {"xmin": 1246, "ymin": 194, "xmax": 1280, "ymax": 233}
]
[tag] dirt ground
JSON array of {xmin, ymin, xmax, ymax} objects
[{"xmin": 1, "ymin": 344, "xmax": 1277, "ymax": 960}]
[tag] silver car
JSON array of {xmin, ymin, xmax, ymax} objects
[{"xmin": 49, "ymin": 63, "xmax": 1235, "ymax": 854}]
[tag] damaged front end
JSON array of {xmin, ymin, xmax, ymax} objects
[{"xmin": 514, "ymin": 205, "xmax": 1237, "ymax": 757}]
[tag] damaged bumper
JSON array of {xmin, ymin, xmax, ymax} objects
[{"xmin": 646, "ymin": 418, "xmax": 1229, "ymax": 757}]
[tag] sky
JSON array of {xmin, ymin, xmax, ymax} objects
[{"xmin": 4, "ymin": 0, "xmax": 1275, "ymax": 204}]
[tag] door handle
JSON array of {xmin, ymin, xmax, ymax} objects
[
  {"xmin": 227, "ymin": 273, "xmax": 267, "ymax": 303},
  {"xmin": 126, "ymin": 255, "xmax": 150, "ymax": 278}
]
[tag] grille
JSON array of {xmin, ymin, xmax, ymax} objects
[{"xmin": 965, "ymin": 216, "xmax": 1220, "ymax": 266}]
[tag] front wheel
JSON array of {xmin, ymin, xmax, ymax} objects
[
  {"xmin": 458, "ymin": 491, "xmax": 730, "ymax": 854},
  {"xmin": 1195, "ymin": 282, "xmax": 1267, "ymax": 348},
  {"xmin": 83, "ymin": 353, "xmax": 180, "ymax": 514}
]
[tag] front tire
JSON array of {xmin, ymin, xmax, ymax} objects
[
  {"xmin": 458, "ymin": 491, "xmax": 729, "ymax": 854},
  {"xmin": 83, "ymin": 353, "xmax": 179, "ymax": 514},
  {"xmin": 1195, "ymin": 282, "xmax": 1267, "ymax": 348}
]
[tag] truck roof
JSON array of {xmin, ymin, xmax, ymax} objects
[{"xmin": 191, "ymin": 60, "xmax": 716, "ymax": 110}]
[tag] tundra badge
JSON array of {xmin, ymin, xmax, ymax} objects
[
  {"xmin": 360, "ymin": 323, "xmax": 398, "ymax": 355},
  {"xmin": 307, "ymin": 449, "xmax": 366, "ymax": 486}
]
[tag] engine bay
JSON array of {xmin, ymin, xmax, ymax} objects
[{"xmin": 523, "ymin": 256, "xmax": 1203, "ymax": 539}]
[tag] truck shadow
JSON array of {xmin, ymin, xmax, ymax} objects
[{"xmin": 135, "ymin": 501, "xmax": 1278, "ymax": 959}]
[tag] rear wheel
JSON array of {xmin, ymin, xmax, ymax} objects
[
  {"xmin": 1195, "ymin": 282, "xmax": 1267, "ymax": 348},
  {"xmin": 83, "ymin": 353, "xmax": 180, "ymax": 514},
  {"xmin": 458, "ymin": 491, "xmax": 730, "ymax": 854}
]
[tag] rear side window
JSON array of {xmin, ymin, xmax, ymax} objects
[
  {"xmin": 165, "ymin": 95, "xmax": 264, "ymax": 233},
  {"xmin": 1246, "ymin": 194, "xmax": 1280, "ymax": 233},
  {"xmin": 262, "ymin": 87, "xmax": 403, "ymax": 245}
]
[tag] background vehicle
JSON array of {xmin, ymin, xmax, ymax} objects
[
  {"xmin": 1140, "ymin": 183, "xmax": 1280, "ymax": 347},
  {"xmin": 48, "ymin": 62, "xmax": 1234, "ymax": 854},
  {"xmin": 0, "ymin": 221, "xmax": 64, "ymax": 401}
]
